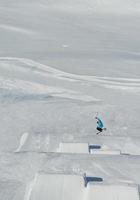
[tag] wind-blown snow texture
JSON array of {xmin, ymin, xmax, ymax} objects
[{"xmin": 0, "ymin": 0, "xmax": 140, "ymax": 200}]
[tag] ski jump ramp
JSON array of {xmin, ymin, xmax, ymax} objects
[
  {"xmin": 29, "ymin": 173, "xmax": 139, "ymax": 200},
  {"xmin": 57, "ymin": 142, "xmax": 121, "ymax": 155},
  {"xmin": 57, "ymin": 142, "xmax": 89, "ymax": 154}
]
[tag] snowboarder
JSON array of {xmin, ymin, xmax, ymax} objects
[{"xmin": 95, "ymin": 117, "xmax": 106, "ymax": 134}]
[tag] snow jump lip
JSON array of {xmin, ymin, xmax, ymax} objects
[
  {"xmin": 57, "ymin": 142, "xmax": 89, "ymax": 154},
  {"xmin": 15, "ymin": 136, "xmax": 140, "ymax": 156},
  {"xmin": 27, "ymin": 173, "xmax": 139, "ymax": 200},
  {"xmin": 57, "ymin": 142, "xmax": 121, "ymax": 155}
]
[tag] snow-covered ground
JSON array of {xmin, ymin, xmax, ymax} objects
[{"xmin": 0, "ymin": 0, "xmax": 140, "ymax": 200}]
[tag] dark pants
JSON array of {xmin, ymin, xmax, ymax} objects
[{"xmin": 97, "ymin": 127, "xmax": 103, "ymax": 132}]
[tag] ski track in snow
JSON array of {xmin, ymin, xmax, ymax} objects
[
  {"xmin": 15, "ymin": 132, "xmax": 29, "ymax": 153},
  {"xmin": 0, "ymin": 57, "xmax": 140, "ymax": 95},
  {"xmin": 0, "ymin": 24, "xmax": 37, "ymax": 36},
  {"xmin": 24, "ymin": 173, "xmax": 39, "ymax": 200}
]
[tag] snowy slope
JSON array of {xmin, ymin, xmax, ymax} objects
[
  {"xmin": 28, "ymin": 173, "xmax": 139, "ymax": 200},
  {"xmin": 0, "ymin": 0, "xmax": 140, "ymax": 200},
  {"xmin": 0, "ymin": 0, "xmax": 140, "ymax": 76},
  {"xmin": 0, "ymin": 57, "xmax": 140, "ymax": 200}
]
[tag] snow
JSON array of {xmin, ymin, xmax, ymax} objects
[
  {"xmin": 90, "ymin": 149, "xmax": 121, "ymax": 155},
  {"xmin": 89, "ymin": 143, "xmax": 121, "ymax": 155},
  {"xmin": 28, "ymin": 173, "xmax": 139, "ymax": 200},
  {"xmin": 15, "ymin": 132, "xmax": 29, "ymax": 152},
  {"xmin": 57, "ymin": 142, "xmax": 121, "ymax": 155},
  {"xmin": 24, "ymin": 174, "xmax": 38, "ymax": 200},
  {"xmin": 88, "ymin": 184, "xmax": 139, "ymax": 200},
  {"xmin": 57, "ymin": 142, "xmax": 89, "ymax": 154},
  {"xmin": 29, "ymin": 174, "xmax": 84, "ymax": 200},
  {"xmin": 0, "ymin": 24, "xmax": 36, "ymax": 36},
  {"xmin": 0, "ymin": 0, "xmax": 140, "ymax": 199}
]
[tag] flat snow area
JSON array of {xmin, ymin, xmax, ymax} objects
[
  {"xmin": 87, "ymin": 184, "xmax": 139, "ymax": 200},
  {"xmin": 0, "ymin": 0, "xmax": 140, "ymax": 199},
  {"xmin": 90, "ymin": 149, "xmax": 121, "ymax": 155}
]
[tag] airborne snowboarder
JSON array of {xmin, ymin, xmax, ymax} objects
[{"xmin": 95, "ymin": 116, "xmax": 106, "ymax": 134}]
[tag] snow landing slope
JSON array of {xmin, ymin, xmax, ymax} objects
[{"xmin": 0, "ymin": 57, "xmax": 140, "ymax": 200}]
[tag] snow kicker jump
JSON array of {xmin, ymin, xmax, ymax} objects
[
  {"xmin": 57, "ymin": 142, "xmax": 121, "ymax": 155},
  {"xmin": 27, "ymin": 173, "xmax": 139, "ymax": 200}
]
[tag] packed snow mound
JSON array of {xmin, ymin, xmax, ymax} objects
[
  {"xmin": 28, "ymin": 173, "xmax": 139, "ymax": 200},
  {"xmin": 57, "ymin": 142, "xmax": 121, "ymax": 155},
  {"xmin": 57, "ymin": 142, "xmax": 89, "ymax": 154},
  {"xmin": 15, "ymin": 134, "xmax": 140, "ymax": 155}
]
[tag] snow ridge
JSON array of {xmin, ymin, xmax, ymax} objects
[{"xmin": 0, "ymin": 57, "xmax": 140, "ymax": 93}]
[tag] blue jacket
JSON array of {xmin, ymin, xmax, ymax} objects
[{"xmin": 97, "ymin": 117, "xmax": 103, "ymax": 129}]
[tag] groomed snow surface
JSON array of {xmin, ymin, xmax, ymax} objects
[
  {"xmin": 1, "ymin": 0, "xmax": 140, "ymax": 199},
  {"xmin": 1, "ymin": 57, "xmax": 140, "ymax": 200},
  {"xmin": 57, "ymin": 142, "xmax": 89, "ymax": 154},
  {"xmin": 14, "ymin": 138, "xmax": 140, "ymax": 200},
  {"xmin": 57, "ymin": 142, "xmax": 121, "ymax": 155},
  {"xmin": 27, "ymin": 173, "xmax": 139, "ymax": 200}
]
